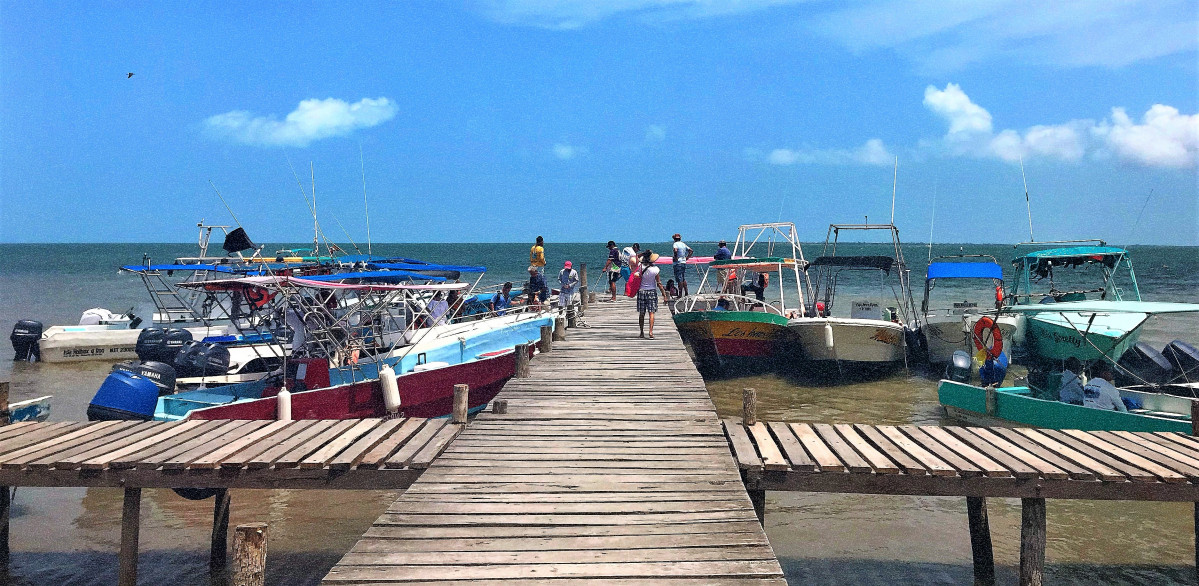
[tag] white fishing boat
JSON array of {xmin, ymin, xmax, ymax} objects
[
  {"xmin": 920, "ymin": 255, "xmax": 1021, "ymax": 364},
  {"xmin": 786, "ymin": 224, "xmax": 922, "ymax": 372}
]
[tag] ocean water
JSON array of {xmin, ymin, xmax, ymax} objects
[{"xmin": 0, "ymin": 241, "xmax": 1197, "ymax": 585}]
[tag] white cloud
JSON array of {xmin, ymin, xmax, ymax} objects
[
  {"xmin": 552, "ymin": 143, "xmax": 587, "ymax": 159},
  {"xmin": 922, "ymin": 83, "xmax": 1197, "ymax": 168},
  {"xmin": 476, "ymin": 0, "xmax": 806, "ymax": 29},
  {"xmin": 766, "ymin": 139, "xmax": 894, "ymax": 166},
  {"xmin": 813, "ymin": 1, "xmax": 1198, "ymax": 73},
  {"xmin": 645, "ymin": 124, "xmax": 666, "ymax": 142},
  {"xmin": 203, "ymin": 98, "xmax": 397, "ymax": 147}
]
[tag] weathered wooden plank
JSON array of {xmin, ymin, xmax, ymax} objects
[
  {"xmin": 385, "ymin": 419, "xmax": 450, "ymax": 469},
  {"xmin": 1058, "ymin": 429, "xmax": 1186, "ymax": 483},
  {"xmin": 833, "ymin": 424, "xmax": 898, "ymax": 474},
  {"xmin": 52, "ymin": 421, "xmax": 175, "ymax": 469},
  {"xmin": 1036, "ymin": 428, "xmax": 1157, "ymax": 482},
  {"xmin": 160, "ymin": 421, "xmax": 272, "ymax": 469},
  {"xmin": 920, "ymin": 426, "xmax": 1011, "ymax": 478},
  {"xmin": 244, "ymin": 420, "xmax": 335, "ymax": 469},
  {"xmin": 788, "ymin": 424, "xmax": 844, "ymax": 473},
  {"xmin": 987, "ymin": 428, "xmax": 1094, "ymax": 481},
  {"xmin": 947, "ymin": 427, "xmax": 1054, "ymax": 480},
  {"xmin": 1012, "ymin": 429, "xmax": 1126, "ymax": 482},
  {"xmin": 875, "ymin": 425, "xmax": 955, "ymax": 476},
  {"xmin": 0, "ymin": 422, "xmax": 82, "ymax": 456},
  {"xmin": 765, "ymin": 421, "xmax": 813, "ymax": 471},
  {"xmin": 812, "ymin": 424, "xmax": 870, "ymax": 473},
  {"xmin": 722, "ymin": 419, "xmax": 762, "ymax": 472},
  {"xmin": 853, "ymin": 424, "xmax": 926, "ymax": 475},
  {"xmin": 137, "ymin": 420, "xmax": 247, "ymax": 467},
  {"xmin": 323, "ymin": 560, "xmax": 784, "ymax": 581},
  {"xmin": 271, "ymin": 419, "xmax": 362, "ymax": 468},
  {"xmin": 1098, "ymin": 431, "xmax": 1199, "ymax": 478},
  {"xmin": 409, "ymin": 423, "xmax": 464, "ymax": 469},
  {"xmin": 898, "ymin": 426, "xmax": 986, "ymax": 478},
  {"xmin": 195, "ymin": 420, "xmax": 295, "ymax": 469},
  {"xmin": 110, "ymin": 420, "xmax": 233, "ymax": 468},
  {"xmin": 358, "ymin": 419, "xmax": 430, "ymax": 468},
  {"xmin": 1, "ymin": 421, "xmax": 137, "ymax": 469},
  {"xmin": 299, "ymin": 419, "xmax": 384, "ymax": 470}
]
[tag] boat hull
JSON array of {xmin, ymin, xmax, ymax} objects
[
  {"xmin": 38, "ymin": 325, "xmax": 232, "ymax": 363},
  {"xmin": 187, "ymin": 349, "xmax": 520, "ymax": 420},
  {"xmin": 1024, "ymin": 311, "xmax": 1144, "ymax": 362},
  {"xmin": 673, "ymin": 310, "xmax": 789, "ymax": 371},
  {"xmin": 924, "ymin": 315, "xmax": 1020, "ymax": 364},
  {"xmin": 937, "ymin": 379, "xmax": 1190, "ymax": 433},
  {"xmin": 787, "ymin": 318, "xmax": 906, "ymax": 366}
]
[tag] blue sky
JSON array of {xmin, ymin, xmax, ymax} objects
[{"xmin": 2, "ymin": 1, "xmax": 1196, "ymax": 245}]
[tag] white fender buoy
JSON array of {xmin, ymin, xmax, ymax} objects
[
  {"xmin": 277, "ymin": 387, "xmax": 292, "ymax": 421},
  {"xmin": 823, "ymin": 322, "xmax": 834, "ymax": 349},
  {"xmin": 380, "ymin": 363, "xmax": 402, "ymax": 414}
]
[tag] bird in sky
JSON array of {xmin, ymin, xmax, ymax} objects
[{"xmin": 126, "ymin": 72, "xmax": 134, "ymax": 78}]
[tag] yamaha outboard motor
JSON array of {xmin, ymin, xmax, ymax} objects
[
  {"xmin": 163, "ymin": 328, "xmax": 192, "ymax": 363},
  {"xmin": 1164, "ymin": 340, "xmax": 1199, "ymax": 383},
  {"xmin": 945, "ymin": 350, "xmax": 973, "ymax": 383},
  {"xmin": 137, "ymin": 328, "xmax": 193, "ymax": 363},
  {"xmin": 173, "ymin": 340, "xmax": 203, "ymax": 378},
  {"xmin": 112, "ymin": 360, "xmax": 177, "ymax": 396},
  {"xmin": 10, "ymin": 320, "xmax": 42, "ymax": 361},
  {"xmin": 194, "ymin": 343, "xmax": 231, "ymax": 378},
  {"xmin": 87, "ymin": 369, "xmax": 161, "ymax": 420},
  {"xmin": 1116, "ymin": 342, "xmax": 1173, "ymax": 387}
]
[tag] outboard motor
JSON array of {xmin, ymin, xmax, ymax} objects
[
  {"xmin": 112, "ymin": 360, "xmax": 177, "ymax": 396},
  {"xmin": 194, "ymin": 343, "xmax": 231, "ymax": 378},
  {"xmin": 1116, "ymin": 342, "xmax": 1173, "ymax": 387},
  {"xmin": 10, "ymin": 320, "xmax": 42, "ymax": 361},
  {"xmin": 1164, "ymin": 340, "xmax": 1199, "ymax": 383},
  {"xmin": 87, "ymin": 369, "xmax": 160, "ymax": 420},
  {"xmin": 945, "ymin": 350, "xmax": 973, "ymax": 383},
  {"xmin": 135, "ymin": 328, "xmax": 166, "ymax": 361},
  {"xmin": 162, "ymin": 328, "xmax": 192, "ymax": 363},
  {"xmin": 173, "ymin": 340, "xmax": 203, "ymax": 378}
]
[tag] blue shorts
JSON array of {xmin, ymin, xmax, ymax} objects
[
  {"xmin": 673, "ymin": 262, "xmax": 686, "ymax": 283},
  {"xmin": 620, "ymin": 266, "xmax": 631, "ymax": 281}
]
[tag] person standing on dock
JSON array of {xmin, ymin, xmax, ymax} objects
[
  {"xmin": 603, "ymin": 241, "xmax": 622, "ymax": 301},
  {"xmin": 620, "ymin": 243, "xmax": 640, "ymax": 285},
  {"xmin": 558, "ymin": 260, "xmax": 580, "ymax": 310},
  {"xmin": 671, "ymin": 233, "xmax": 693, "ymax": 297},
  {"xmin": 530, "ymin": 236, "xmax": 546, "ymax": 274},
  {"xmin": 637, "ymin": 251, "xmax": 667, "ymax": 339}
]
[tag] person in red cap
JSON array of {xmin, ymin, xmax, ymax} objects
[{"xmin": 557, "ymin": 260, "xmax": 579, "ymax": 311}]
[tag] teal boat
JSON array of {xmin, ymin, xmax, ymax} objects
[{"xmin": 938, "ymin": 379, "xmax": 1193, "ymax": 433}]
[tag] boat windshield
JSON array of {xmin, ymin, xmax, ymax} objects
[{"xmin": 1009, "ymin": 246, "xmax": 1140, "ymax": 304}]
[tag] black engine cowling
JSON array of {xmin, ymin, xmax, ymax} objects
[
  {"xmin": 10, "ymin": 320, "xmax": 42, "ymax": 361},
  {"xmin": 1116, "ymin": 342, "xmax": 1173, "ymax": 387},
  {"xmin": 1164, "ymin": 340, "xmax": 1199, "ymax": 383}
]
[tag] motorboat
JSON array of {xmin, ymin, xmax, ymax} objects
[{"xmin": 921, "ymin": 255, "xmax": 1021, "ymax": 364}]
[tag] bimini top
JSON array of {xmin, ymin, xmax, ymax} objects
[
  {"xmin": 926, "ymin": 262, "xmax": 1004, "ymax": 281},
  {"xmin": 370, "ymin": 261, "xmax": 486, "ymax": 273},
  {"xmin": 1001, "ymin": 300, "xmax": 1199, "ymax": 315},
  {"xmin": 811, "ymin": 255, "xmax": 894, "ymax": 273},
  {"xmin": 304, "ymin": 269, "xmax": 447, "ymax": 283},
  {"xmin": 120, "ymin": 263, "xmax": 280, "ymax": 275},
  {"xmin": 1013, "ymin": 246, "xmax": 1129, "ymax": 265},
  {"xmin": 178, "ymin": 275, "xmax": 468, "ymax": 292},
  {"xmin": 707, "ymin": 257, "xmax": 804, "ymax": 271}
]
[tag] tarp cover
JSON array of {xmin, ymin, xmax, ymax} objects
[
  {"xmin": 371, "ymin": 261, "xmax": 486, "ymax": 273},
  {"xmin": 811, "ymin": 255, "xmax": 894, "ymax": 273},
  {"xmin": 179, "ymin": 275, "xmax": 468, "ymax": 292},
  {"xmin": 926, "ymin": 262, "xmax": 1004, "ymax": 281},
  {"xmin": 222, "ymin": 227, "xmax": 256, "ymax": 254}
]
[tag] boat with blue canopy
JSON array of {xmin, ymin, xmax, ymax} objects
[{"xmin": 921, "ymin": 255, "xmax": 1019, "ymax": 365}]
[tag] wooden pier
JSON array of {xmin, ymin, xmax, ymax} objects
[
  {"xmin": 323, "ymin": 299, "xmax": 787, "ymax": 584},
  {"xmin": 0, "ymin": 416, "xmax": 462, "ymax": 585}
]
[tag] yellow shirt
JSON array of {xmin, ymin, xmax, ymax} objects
[{"xmin": 530, "ymin": 245, "xmax": 545, "ymax": 267}]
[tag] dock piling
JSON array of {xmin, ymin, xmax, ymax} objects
[
  {"xmin": 514, "ymin": 343, "xmax": 530, "ymax": 377},
  {"xmin": 118, "ymin": 488, "xmax": 142, "ymax": 586},
  {"xmin": 0, "ymin": 486, "xmax": 8, "ymax": 577},
  {"xmin": 966, "ymin": 496, "xmax": 996, "ymax": 586},
  {"xmin": 579, "ymin": 263, "xmax": 588, "ymax": 315},
  {"xmin": 539, "ymin": 325, "xmax": 553, "ymax": 353},
  {"xmin": 742, "ymin": 388, "xmax": 757, "ymax": 426},
  {"xmin": 1019, "ymin": 497, "xmax": 1046, "ymax": 586},
  {"xmin": 211, "ymin": 488, "xmax": 231, "ymax": 575},
  {"xmin": 452, "ymin": 384, "xmax": 469, "ymax": 424},
  {"xmin": 553, "ymin": 317, "xmax": 567, "ymax": 340},
  {"xmin": 492, "ymin": 399, "xmax": 508, "ymax": 415},
  {"xmin": 232, "ymin": 523, "xmax": 268, "ymax": 586},
  {"xmin": 0, "ymin": 380, "xmax": 9, "ymax": 425}
]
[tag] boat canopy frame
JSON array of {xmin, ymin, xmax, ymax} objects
[
  {"xmin": 810, "ymin": 224, "xmax": 920, "ymax": 327},
  {"xmin": 1008, "ymin": 245, "xmax": 1141, "ymax": 305}
]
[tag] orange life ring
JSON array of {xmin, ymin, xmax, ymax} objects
[{"xmin": 972, "ymin": 316, "xmax": 1003, "ymax": 358}]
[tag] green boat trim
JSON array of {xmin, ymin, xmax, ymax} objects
[
  {"xmin": 673, "ymin": 310, "xmax": 789, "ymax": 326},
  {"xmin": 937, "ymin": 380, "xmax": 1191, "ymax": 433}
]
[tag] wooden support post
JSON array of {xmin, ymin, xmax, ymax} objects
[
  {"xmin": 567, "ymin": 308, "xmax": 577, "ymax": 329},
  {"xmin": 514, "ymin": 343, "xmax": 530, "ymax": 378},
  {"xmin": 0, "ymin": 485, "xmax": 9, "ymax": 578},
  {"xmin": 1019, "ymin": 497, "xmax": 1046, "ymax": 586},
  {"xmin": 493, "ymin": 399, "xmax": 508, "ymax": 415},
  {"xmin": 579, "ymin": 263, "xmax": 588, "ymax": 315},
  {"xmin": 742, "ymin": 388, "xmax": 757, "ymax": 426},
  {"xmin": 0, "ymin": 381, "xmax": 9, "ymax": 426},
  {"xmin": 539, "ymin": 325, "xmax": 553, "ymax": 353},
  {"xmin": 118, "ymin": 488, "xmax": 142, "ymax": 586},
  {"xmin": 1192, "ymin": 403, "xmax": 1199, "ymax": 580},
  {"xmin": 748, "ymin": 489, "xmax": 766, "ymax": 525},
  {"xmin": 966, "ymin": 496, "xmax": 996, "ymax": 586},
  {"xmin": 588, "ymin": 292, "xmax": 597, "ymax": 304},
  {"xmin": 984, "ymin": 385, "xmax": 998, "ymax": 417},
  {"xmin": 452, "ymin": 384, "xmax": 469, "ymax": 424},
  {"xmin": 553, "ymin": 317, "xmax": 567, "ymax": 341},
  {"xmin": 211, "ymin": 488, "xmax": 231, "ymax": 575},
  {"xmin": 232, "ymin": 523, "xmax": 268, "ymax": 586}
]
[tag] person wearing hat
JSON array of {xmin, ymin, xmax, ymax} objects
[
  {"xmin": 671, "ymin": 233, "xmax": 694, "ymax": 297},
  {"xmin": 714, "ymin": 240, "xmax": 732, "ymax": 260},
  {"xmin": 558, "ymin": 260, "xmax": 580, "ymax": 310},
  {"xmin": 637, "ymin": 250, "xmax": 668, "ymax": 338},
  {"xmin": 603, "ymin": 240, "xmax": 622, "ymax": 302},
  {"xmin": 1082, "ymin": 361, "xmax": 1127, "ymax": 412}
]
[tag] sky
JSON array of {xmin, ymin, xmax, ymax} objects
[{"xmin": 1, "ymin": 1, "xmax": 1197, "ymax": 245}]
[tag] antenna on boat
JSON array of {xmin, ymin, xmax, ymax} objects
[
  {"xmin": 208, "ymin": 181, "xmax": 244, "ymax": 229},
  {"xmin": 1019, "ymin": 156, "xmax": 1034, "ymax": 242},
  {"xmin": 360, "ymin": 142, "xmax": 373, "ymax": 256},
  {"xmin": 890, "ymin": 156, "xmax": 898, "ymax": 226},
  {"xmin": 310, "ymin": 162, "xmax": 320, "ymax": 255},
  {"xmin": 1128, "ymin": 188, "xmax": 1154, "ymax": 244},
  {"xmin": 928, "ymin": 175, "xmax": 937, "ymax": 264}
]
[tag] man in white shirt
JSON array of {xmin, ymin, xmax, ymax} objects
[
  {"xmin": 558, "ymin": 261, "xmax": 579, "ymax": 310},
  {"xmin": 671, "ymin": 233, "xmax": 694, "ymax": 297},
  {"xmin": 427, "ymin": 292, "xmax": 450, "ymax": 326},
  {"xmin": 1082, "ymin": 362, "xmax": 1127, "ymax": 412},
  {"xmin": 637, "ymin": 251, "xmax": 668, "ymax": 339}
]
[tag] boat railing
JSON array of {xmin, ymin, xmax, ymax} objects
[{"xmin": 672, "ymin": 293, "xmax": 789, "ymax": 317}]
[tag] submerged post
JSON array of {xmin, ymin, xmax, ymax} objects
[
  {"xmin": 232, "ymin": 523, "xmax": 268, "ymax": 586},
  {"xmin": 579, "ymin": 263, "xmax": 588, "ymax": 315},
  {"xmin": 554, "ymin": 317, "xmax": 567, "ymax": 341},
  {"xmin": 966, "ymin": 496, "xmax": 996, "ymax": 586},
  {"xmin": 742, "ymin": 388, "xmax": 757, "ymax": 426},
  {"xmin": 984, "ymin": 385, "xmax": 998, "ymax": 417},
  {"xmin": 0, "ymin": 381, "xmax": 9, "ymax": 425},
  {"xmin": 211, "ymin": 488, "xmax": 231, "ymax": 575},
  {"xmin": 453, "ymin": 384, "xmax": 469, "ymax": 424},
  {"xmin": 1019, "ymin": 497, "xmax": 1046, "ymax": 586},
  {"xmin": 514, "ymin": 343, "xmax": 530, "ymax": 377},
  {"xmin": 118, "ymin": 488, "xmax": 142, "ymax": 586},
  {"xmin": 540, "ymin": 325, "xmax": 553, "ymax": 353},
  {"xmin": 0, "ymin": 485, "xmax": 9, "ymax": 577}
]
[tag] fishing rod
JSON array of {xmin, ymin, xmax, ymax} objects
[
  {"xmin": 360, "ymin": 142, "xmax": 373, "ymax": 256},
  {"xmin": 1019, "ymin": 156, "xmax": 1034, "ymax": 242},
  {"xmin": 208, "ymin": 181, "xmax": 244, "ymax": 230},
  {"xmin": 285, "ymin": 155, "xmax": 341, "ymax": 257},
  {"xmin": 927, "ymin": 176, "xmax": 937, "ymax": 264},
  {"xmin": 890, "ymin": 156, "xmax": 898, "ymax": 226}
]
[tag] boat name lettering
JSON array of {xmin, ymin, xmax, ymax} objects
[
  {"xmin": 722, "ymin": 327, "xmax": 771, "ymax": 340},
  {"xmin": 1050, "ymin": 331, "xmax": 1083, "ymax": 348},
  {"xmin": 63, "ymin": 348, "xmax": 107, "ymax": 357}
]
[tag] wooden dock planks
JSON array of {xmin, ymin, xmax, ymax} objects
[
  {"xmin": 323, "ymin": 299, "xmax": 786, "ymax": 584},
  {"xmin": 0, "ymin": 417, "xmax": 461, "ymax": 490},
  {"xmin": 726, "ymin": 420, "xmax": 1199, "ymax": 502}
]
